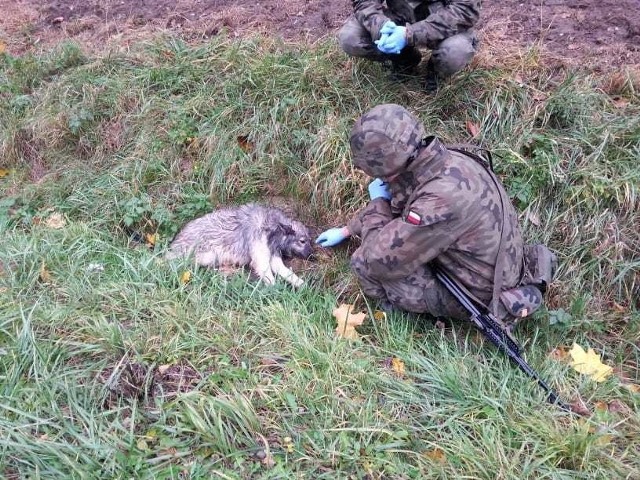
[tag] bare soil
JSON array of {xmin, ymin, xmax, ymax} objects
[{"xmin": 2, "ymin": 0, "xmax": 639, "ymax": 71}]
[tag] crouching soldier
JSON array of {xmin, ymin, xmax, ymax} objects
[
  {"xmin": 316, "ymin": 104, "xmax": 556, "ymax": 330},
  {"xmin": 338, "ymin": 0, "xmax": 481, "ymax": 91}
]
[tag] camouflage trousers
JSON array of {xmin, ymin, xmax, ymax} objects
[
  {"xmin": 338, "ymin": 16, "xmax": 478, "ymax": 78},
  {"xmin": 350, "ymin": 247, "xmax": 470, "ymax": 319}
]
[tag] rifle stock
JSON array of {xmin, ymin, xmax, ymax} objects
[{"xmin": 433, "ymin": 264, "xmax": 570, "ymax": 412}]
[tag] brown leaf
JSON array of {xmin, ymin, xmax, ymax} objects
[
  {"xmin": 549, "ymin": 346, "xmax": 570, "ymax": 362},
  {"xmin": 594, "ymin": 401, "xmax": 608, "ymax": 412},
  {"xmin": 236, "ymin": 135, "xmax": 254, "ymax": 153},
  {"xmin": 424, "ymin": 448, "xmax": 447, "ymax": 464},
  {"xmin": 624, "ymin": 383, "xmax": 640, "ymax": 394},
  {"xmin": 373, "ymin": 310, "xmax": 387, "ymax": 322},
  {"xmin": 465, "ymin": 120, "xmax": 480, "ymax": 138},
  {"xmin": 333, "ymin": 303, "xmax": 366, "ymax": 340},
  {"xmin": 45, "ymin": 212, "xmax": 66, "ymax": 229},
  {"xmin": 39, "ymin": 262, "xmax": 53, "ymax": 283},
  {"xmin": 0, "ymin": 41, "xmax": 6, "ymax": 55},
  {"xmin": 391, "ymin": 357, "xmax": 405, "ymax": 377},
  {"xmin": 0, "ymin": 168, "xmax": 10, "ymax": 178},
  {"xmin": 607, "ymin": 399, "xmax": 631, "ymax": 414},
  {"xmin": 569, "ymin": 397, "xmax": 591, "ymax": 416},
  {"xmin": 145, "ymin": 233, "xmax": 157, "ymax": 247}
]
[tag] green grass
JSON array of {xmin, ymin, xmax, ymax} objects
[{"xmin": 1, "ymin": 35, "xmax": 639, "ymax": 478}]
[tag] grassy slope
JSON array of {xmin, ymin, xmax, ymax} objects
[{"xmin": 0, "ymin": 36, "xmax": 639, "ymax": 478}]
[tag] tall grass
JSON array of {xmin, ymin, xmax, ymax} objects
[{"xmin": 0, "ymin": 35, "xmax": 639, "ymax": 478}]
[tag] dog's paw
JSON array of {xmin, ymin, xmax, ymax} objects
[{"xmin": 290, "ymin": 277, "xmax": 304, "ymax": 289}]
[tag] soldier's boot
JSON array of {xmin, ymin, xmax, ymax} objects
[{"xmin": 388, "ymin": 47, "xmax": 422, "ymax": 79}]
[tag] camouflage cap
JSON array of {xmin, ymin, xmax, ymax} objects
[{"xmin": 350, "ymin": 104, "xmax": 426, "ymax": 178}]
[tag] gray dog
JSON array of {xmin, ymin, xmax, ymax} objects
[{"xmin": 166, "ymin": 203, "xmax": 313, "ymax": 287}]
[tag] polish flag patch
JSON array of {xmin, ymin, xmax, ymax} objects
[{"xmin": 406, "ymin": 210, "xmax": 422, "ymax": 225}]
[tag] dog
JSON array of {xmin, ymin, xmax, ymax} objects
[{"xmin": 166, "ymin": 203, "xmax": 313, "ymax": 287}]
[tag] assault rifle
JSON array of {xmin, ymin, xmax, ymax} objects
[{"xmin": 432, "ymin": 263, "xmax": 570, "ymax": 411}]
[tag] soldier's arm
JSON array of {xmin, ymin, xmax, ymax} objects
[
  {"xmin": 405, "ymin": 0, "xmax": 480, "ymax": 49},
  {"xmin": 352, "ymin": 0, "xmax": 392, "ymax": 40},
  {"xmin": 356, "ymin": 193, "xmax": 475, "ymax": 281}
]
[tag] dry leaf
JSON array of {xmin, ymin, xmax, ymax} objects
[
  {"xmin": 45, "ymin": 212, "xmax": 66, "ymax": 229},
  {"xmin": 180, "ymin": 271, "xmax": 192, "ymax": 284},
  {"xmin": 0, "ymin": 168, "xmax": 10, "ymax": 178},
  {"xmin": 594, "ymin": 401, "xmax": 608, "ymax": 412},
  {"xmin": 424, "ymin": 448, "xmax": 447, "ymax": 464},
  {"xmin": 157, "ymin": 364, "xmax": 171, "ymax": 375},
  {"xmin": 236, "ymin": 135, "xmax": 254, "ymax": 153},
  {"xmin": 569, "ymin": 397, "xmax": 591, "ymax": 416},
  {"xmin": 39, "ymin": 262, "xmax": 53, "ymax": 283},
  {"xmin": 145, "ymin": 233, "xmax": 157, "ymax": 247},
  {"xmin": 607, "ymin": 399, "xmax": 630, "ymax": 414},
  {"xmin": 549, "ymin": 346, "xmax": 570, "ymax": 362},
  {"xmin": 624, "ymin": 383, "xmax": 640, "ymax": 394},
  {"xmin": 465, "ymin": 120, "xmax": 480, "ymax": 138},
  {"xmin": 373, "ymin": 310, "xmax": 387, "ymax": 321},
  {"xmin": 391, "ymin": 357, "xmax": 405, "ymax": 377},
  {"xmin": 569, "ymin": 343, "xmax": 613, "ymax": 382},
  {"xmin": 0, "ymin": 41, "xmax": 6, "ymax": 55},
  {"xmin": 333, "ymin": 303, "xmax": 366, "ymax": 340}
]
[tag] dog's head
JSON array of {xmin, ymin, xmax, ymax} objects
[{"xmin": 269, "ymin": 220, "xmax": 314, "ymax": 259}]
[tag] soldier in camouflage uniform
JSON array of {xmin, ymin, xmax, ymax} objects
[
  {"xmin": 316, "ymin": 104, "xmax": 549, "ymax": 324},
  {"xmin": 338, "ymin": 0, "xmax": 480, "ymax": 90}
]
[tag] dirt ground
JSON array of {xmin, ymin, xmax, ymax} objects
[{"xmin": 1, "ymin": 0, "xmax": 639, "ymax": 71}]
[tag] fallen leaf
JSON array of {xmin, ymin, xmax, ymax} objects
[
  {"xmin": 624, "ymin": 383, "xmax": 640, "ymax": 394},
  {"xmin": 180, "ymin": 271, "xmax": 191, "ymax": 284},
  {"xmin": 0, "ymin": 168, "xmax": 9, "ymax": 178},
  {"xmin": 45, "ymin": 212, "xmax": 66, "ymax": 229},
  {"xmin": 569, "ymin": 397, "xmax": 591, "ymax": 416},
  {"xmin": 391, "ymin": 357, "xmax": 405, "ymax": 377},
  {"xmin": 136, "ymin": 438, "xmax": 149, "ymax": 451},
  {"xmin": 465, "ymin": 120, "xmax": 480, "ymax": 138},
  {"xmin": 145, "ymin": 233, "xmax": 157, "ymax": 247},
  {"xmin": 236, "ymin": 135, "xmax": 254, "ymax": 153},
  {"xmin": 513, "ymin": 73, "xmax": 524, "ymax": 85},
  {"xmin": 373, "ymin": 310, "xmax": 387, "ymax": 321},
  {"xmin": 569, "ymin": 343, "xmax": 613, "ymax": 382},
  {"xmin": 607, "ymin": 399, "xmax": 630, "ymax": 414},
  {"xmin": 594, "ymin": 401, "xmax": 608, "ymax": 412},
  {"xmin": 611, "ymin": 301, "xmax": 626, "ymax": 313},
  {"xmin": 549, "ymin": 346, "xmax": 570, "ymax": 362},
  {"xmin": 424, "ymin": 448, "xmax": 447, "ymax": 464},
  {"xmin": 333, "ymin": 303, "xmax": 366, "ymax": 340},
  {"xmin": 39, "ymin": 262, "xmax": 53, "ymax": 283},
  {"xmin": 157, "ymin": 364, "xmax": 171, "ymax": 375}
]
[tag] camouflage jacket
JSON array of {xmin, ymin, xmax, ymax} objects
[
  {"xmin": 352, "ymin": 0, "xmax": 481, "ymax": 48},
  {"xmin": 348, "ymin": 137, "xmax": 524, "ymax": 303}
]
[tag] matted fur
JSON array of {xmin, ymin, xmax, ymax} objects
[{"xmin": 166, "ymin": 203, "xmax": 313, "ymax": 287}]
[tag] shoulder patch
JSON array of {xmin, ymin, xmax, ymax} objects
[{"xmin": 406, "ymin": 210, "xmax": 422, "ymax": 225}]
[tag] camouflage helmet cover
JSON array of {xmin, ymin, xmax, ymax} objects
[{"xmin": 349, "ymin": 104, "xmax": 426, "ymax": 178}]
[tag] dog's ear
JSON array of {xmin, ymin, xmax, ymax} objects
[{"xmin": 276, "ymin": 224, "xmax": 295, "ymax": 236}]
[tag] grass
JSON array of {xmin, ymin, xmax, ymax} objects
[{"xmin": 1, "ymin": 34, "xmax": 639, "ymax": 478}]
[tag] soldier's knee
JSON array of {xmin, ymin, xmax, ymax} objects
[
  {"xmin": 338, "ymin": 18, "xmax": 374, "ymax": 57},
  {"xmin": 431, "ymin": 32, "xmax": 478, "ymax": 77}
]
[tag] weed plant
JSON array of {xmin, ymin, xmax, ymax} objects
[{"xmin": 0, "ymin": 35, "xmax": 639, "ymax": 478}]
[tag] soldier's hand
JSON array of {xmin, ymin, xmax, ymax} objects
[
  {"xmin": 375, "ymin": 24, "xmax": 407, "ymax": 54},
  {"xmin": 315, "ymin": 227, "xmax": 350, "ymax": 248},
  {"xmin": 368, "ymin": 178, "xmax": 392, "ymax": 200}
]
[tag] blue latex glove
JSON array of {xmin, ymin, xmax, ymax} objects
[
  {"xmin": 368, "ymin": 178, "xmax": 392, "ymax": 200},
  {"xmin": 375, "ymin": 24, "xmax": 407, "ymax": 54},
  {"xmin": 315, "ymin": 227, "xmax": 350, "ymax": 248}
]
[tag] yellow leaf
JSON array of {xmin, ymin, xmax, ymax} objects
[
  {"xmin": 373, "ymin": 310, "xmax": 387, "ymax": 321},
  {"xmin": 45, "ymin": 212, "xmax": 66, "ymax": 229},
  {"xmin": 569, "ymin": 343, "xmax": 613, "ymax": 383},
  {"xmin": 0, "ymin": 168, "xmax": 10, "ymax": 178},
  {"xmin": 333, "ymin": 303, "xmax": 366, "ymax": 340},
  {"xmin": 145, "ymin": 233, "xmax": 157, "ymax": 247},
  {"xmin": 136, "ymin": 439, "xmax": 149, "ymax": 451},
  {"xmin": 180, "ymin": 271, "xmax": 191, "ymax": 284},
  {"xmin": 391, "ymin": 357, "xmax": 405, "ymax": 377},
  {"xmin": 39, "ymin": 262, "xmax": 53, "ymax": 283},
  {"xmin": 424, "ymin": 448, "xmax": 447, "ymax": 464}
]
